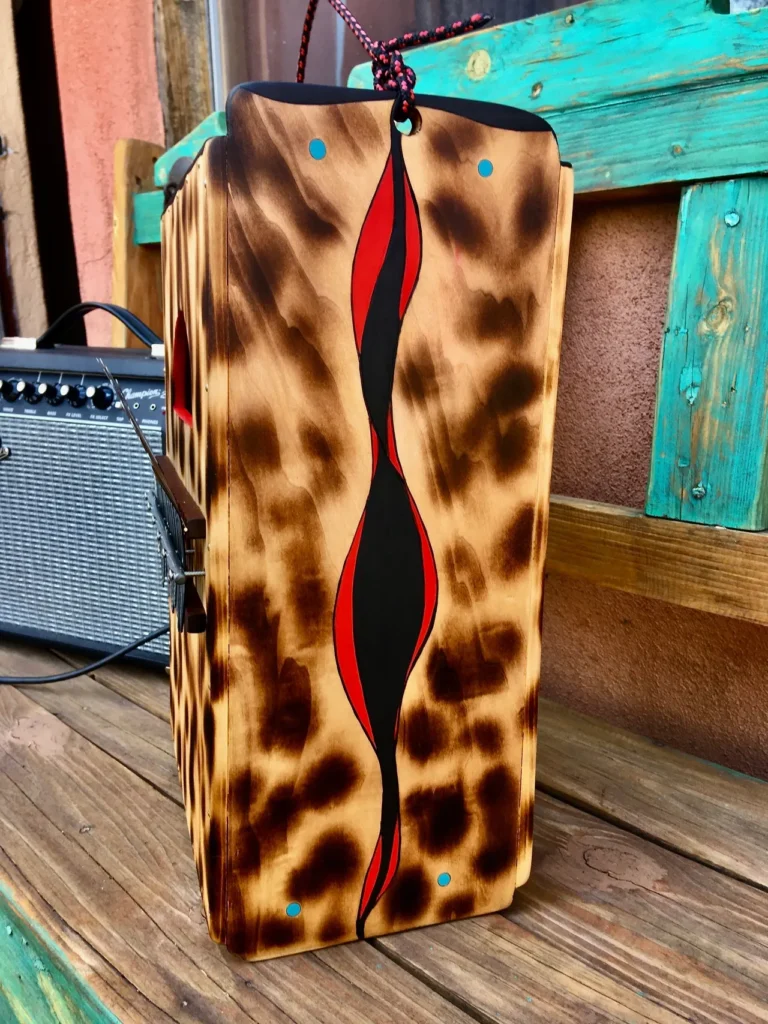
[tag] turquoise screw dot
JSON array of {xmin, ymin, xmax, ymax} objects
[
  {"xmin": 286, "ymin": 901, "xmax": 302, "ymax": 918},
  {"xmin": 309, "ymin": 138, "xmax": 327, "ymax": 160},
  {"xmin": 437, "ymin": 872, "xmax": 451, "ymax": 887},
  {"xmin": 478, "ymin": 159, "xmax": 493, "ymax": 178}
]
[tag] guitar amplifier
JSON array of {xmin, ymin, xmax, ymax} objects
[{"xmin": 0, "ymin": 345, "xmax": 169, "ymax": 662}]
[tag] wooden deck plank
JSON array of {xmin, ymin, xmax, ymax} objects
[
  {"xmin": 18, "ymin": 674, "xmax": 181, "ymax": 805},
  {"xmin": 377, "ymin": 793, "xmax": 768, "ymax": 1024},
  {"xmin": 518, "ymin": 796, "xmax": 768, "ymax": 1007},
  {"xmin": 13, "ymin": 638, "xmax": 767, "ymax": 901},
  {"xmin": 0, "ymin": 682, "xmax": 476, "ymax": 1024},
  {"xmin": 0, "ymin": 638, "xmax": 169, "ymax": 725},
  {"xmin": 7, "ymin": 640, "xmax": 768, "ymax": 1022},
  {"xmin": 111, "ymin": 138, "xmax": 164, "ymax": 348},
  {"xmin": 537, "ymin": 698, "xmax": 768, "ymax": 890},
  {"xmin": 56, "ymin": 652, "xmax": 172, "ymax": 723},
  {"xmin": 0, "ymin": 642, "xmax": 180, "ymax": 803}
]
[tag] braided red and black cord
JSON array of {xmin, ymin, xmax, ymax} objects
[{"xmin": 297, "ymin": 0, "xmax": 492, "ymax": 120}]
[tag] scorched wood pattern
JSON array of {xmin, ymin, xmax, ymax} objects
[{"xmin": 162, "ymin": 81, "xmax": 573, "ymax": 960}]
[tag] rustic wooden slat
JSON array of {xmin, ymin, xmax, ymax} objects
[
  {"xmin": 17, "ymin": 679, "xmax": 180, "ymax": 804},
  {"xmin": 536, "ymin": 698, "xmax": 768, "ymax": 890},
  {"xmin": 545, "ymin": 495, "xmax": 768, "ymax": 625},
  {"xmin": 646, "ymin": 176, "xmax": 768, "ymax": 529},
  {"xmin": 134, "ymin": 190, "xmax": 165, "ymax": 245},
  {"xmin": 154, "ymin": 111, "xmax": 227, "ymax": 188},
  {"xmin": 54, "ymin": 650, "xmax": 171, "ymax": 723},
  {"xmin": 377, "ymin": 793, "xmax": 768, "ymax": 1024},
  {"xmin": 348, "ymin": 1, "xmax": 768, "ymax": 195},
  {"xmin": 542, "ymin": 76, "xmax": 768, "ymax": 195},
  {"xmin": 154, "ymin": 0, "xmax": 213, "ymax": 146},
  {"xmin": 0, "ymin": 850, "xmax": 167, "ymax": 1024},
  {"xmin": 0, "ymin": 877, "xmax": 122, "ymax": 1024},
  {"xmin": 0, "ymin": 680, "xmax": 477, "ymax": 1024},
  {"xmin": 111, "ymin": 139, "xmax": 164, "ymax": 347},
  {"xmin": 0, "ymin": 642, "xmax": 178, "ymax": 800},
  {"xmin": 350, "ymin": 0, "xmax": 768, "ymax": 116}
]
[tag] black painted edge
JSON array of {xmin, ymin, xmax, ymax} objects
[{"xmin": 228, "ymin": 81, "xmax": 554, "ymax": 135}]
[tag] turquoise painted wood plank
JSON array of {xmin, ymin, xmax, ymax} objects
[
  {"xmin": 0, "ymin": 884, "xmax": 119, "ymax": 1023},
  {"xmin": 545, "ymin": 75, "xmax": 768, "ymax": 193},
  {"xmin": 646, "ymin": 177, "xmax": 768, "ymax": 530},
  {"xmin": 348, "ymin": 0, "xmax": 768, "ymax": 193},
  {"xmin": 133, "ymin": 190, "xmax": 163, "ymax": 245},
  {"xmin": 154, "ymin": 110, "xmax": 226, "ymax": 187},
  {"xmin": 348, "ymin": 0, "xmax": 768, "ymax": 115}
]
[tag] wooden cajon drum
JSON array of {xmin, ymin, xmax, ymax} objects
[{"xmin": 161, "ymin": 82, "xmax": 572, "ymax": 960}]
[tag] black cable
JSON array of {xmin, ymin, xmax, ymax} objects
[{"xmin": 0, "ymin": 624, "xmax": 170, "ymax": 684}]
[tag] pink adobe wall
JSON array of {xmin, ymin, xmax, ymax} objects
[
  {"xmin": 543, "ymin": 196, "xmax": 768, "ymax": 780},
  {"xmin": 51, "ymin": 0, "xmax": 164, "ymax": 346}
]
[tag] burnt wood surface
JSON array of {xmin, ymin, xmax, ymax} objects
[{"xmin": 161, "ymin": 88, "xmax": 573, "ymax": 959}]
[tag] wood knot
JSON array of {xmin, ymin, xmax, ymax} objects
[
  {"xmin": 700, "ymin": 297, "xmax": 734, "ymax": 338},
  {"xmin": 466, "ymin": 50, "xmax": 491, "ymax": 81}
]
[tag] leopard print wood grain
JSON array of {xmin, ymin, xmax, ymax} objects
[
  {"xmin": 162, "ymin": 88, "xmax": 573, "ymax": 960},
  {"xmin": 162, "ymin": 137, "xmax": 229, "ymax": 941}
]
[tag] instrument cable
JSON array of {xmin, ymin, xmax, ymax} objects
[{"xmin": 0, "ymin": 624, "xmax": 170, "ymax": 684}]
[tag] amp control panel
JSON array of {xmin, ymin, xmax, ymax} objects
[{"xmin": 0, "ymin": 353, "xmax": 165, "ymax": 428}]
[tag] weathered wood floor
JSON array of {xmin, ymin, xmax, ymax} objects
[{"xmin": 0, "ymin": 638, "xmax": 766, "ymax": 1023}]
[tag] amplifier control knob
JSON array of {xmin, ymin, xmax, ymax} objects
[
  {"xmin": 67, "ymin": 385, "xmax": 88, "ymax": 408},
  {"xmin": 90, "ymin": 384, "xmax": 114, "ymax": 410},
  {"xmin": 38, "ymin": 382, "xmax": 62, "ymax": 405},
  {"xmin": 20, "ymin": 381, "xmax": 42, "ymax": 404},
  {"xmin": 0, "ymin": 379, "xmax": 20, "ymax": 402}
]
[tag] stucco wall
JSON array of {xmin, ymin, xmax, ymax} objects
[
  {"xmin": 543, "ymin": 196, "xmax": 768, "ymax": 780},
  {"xmin": 51, "ymin": 0, "xmax": 163, "ymax": 346}
]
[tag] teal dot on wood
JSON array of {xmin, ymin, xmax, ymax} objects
[
  {"xmin": 478, "ymin": 159, "xmax": 494, "ymax": 178},
  {"xmin": 286, "ymin": 902, "xmax": 302, "ymax": 917},
  {"xmin": 437, "ymin": 872, "xmax": 451, "ymax": 887},
  {"xmin": 309, "ymin": 138, "xmax": 327, "ymax": 160}
]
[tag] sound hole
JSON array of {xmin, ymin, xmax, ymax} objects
[{"xmin": 171, "ymin": 310, "xmax": 193, "ymax": 426}]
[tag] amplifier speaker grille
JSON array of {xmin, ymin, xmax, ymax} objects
[{"xmin": 0, "ymin": 413, "xmax": 168, "ymax": 658}]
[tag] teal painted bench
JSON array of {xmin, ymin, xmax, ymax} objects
[{"xmin": 132, "ymin": 0, "xmax": 768, "ymax": 618}]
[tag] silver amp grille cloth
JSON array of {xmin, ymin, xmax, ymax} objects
[{"xmin": 0, "ymin": 414, "xmax": 169, "ymax": 657}]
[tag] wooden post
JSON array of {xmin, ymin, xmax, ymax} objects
[
  {"xmin": 646, "ymin": 177, "xmax": 768, "ymax": 529},
  {"xmin": 111, "ymin": 139, "xmax": 163, "ymax": 348},
  {"xmin": 154, "ymin": 0, "xmax": 213, "ymax": 147}
]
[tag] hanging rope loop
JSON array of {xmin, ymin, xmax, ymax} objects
[{"xmin": 297, "ymin": 1, "xmax": 492, "ymax": 121}]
